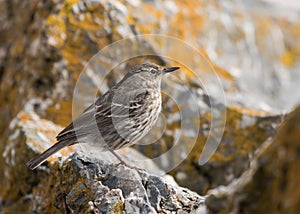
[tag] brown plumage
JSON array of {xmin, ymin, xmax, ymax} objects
[{"xmin": 26, "ymin": 63, "xmax": 179, "ymax": 169}]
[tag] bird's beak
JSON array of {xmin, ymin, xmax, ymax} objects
[{"xmin": 163, "ymin": 66, "xmax": 180, "ymax": 73}]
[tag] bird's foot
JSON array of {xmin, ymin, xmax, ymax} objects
[{"xmin": 109, "ymin": 149, "xmax": 142, "ymax": 170}]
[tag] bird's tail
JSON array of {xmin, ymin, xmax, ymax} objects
[{"xmin": 26, "ymin": 140, "xmax": 74, "ymax": 170}]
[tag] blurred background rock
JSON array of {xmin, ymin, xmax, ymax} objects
[{"xmin": 0, "ymin": 0, "xmax": 300, "ymax": 213}]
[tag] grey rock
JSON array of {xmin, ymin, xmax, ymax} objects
[{"xmin": 62, "ymin": 153, "xmax": 206, "ymax": 213}]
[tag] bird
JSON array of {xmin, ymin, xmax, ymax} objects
[{"xmin": 26, "ymin": 62, "xmax": 180, "ymax": 169}]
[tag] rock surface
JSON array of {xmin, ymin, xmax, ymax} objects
[
  {"xmin": 206, "ymin": 106, "xmax": 300, "ymax": 213},
  {"xmin": 2, "ymin": 109, "xmax": 205, "ymax": 213},
  {"xmin": 56, "ymin": 153, "xmax": 205, "ymax": 214}
]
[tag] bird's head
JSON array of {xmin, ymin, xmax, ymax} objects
[
  {"xmin": 126, "ymin": 63, "xmax": 179, "ymax": 87},
  {"xmin": 130, "ymin": 62, "xmax": 179, "ymax": 75},
  {"xmin": 114, "ymin": 63, "xmax": 179, "ymax": 92}
]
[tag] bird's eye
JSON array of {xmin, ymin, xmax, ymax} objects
[{"xmin": 150, "ymin": 69, "xmax": 156, "ymax": 74}]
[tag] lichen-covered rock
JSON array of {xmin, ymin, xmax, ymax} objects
[
  {"xmin": 57, "ymin": 154, "xmax": 205, "ymax": 214},
  {"xmin": 1, "ymin": 109, "xmax": 205, "ymax": 213},
  {"xmin": 139, "ymin": 99, "xmax": 284, "ymax": 195},
  {"xmin": 206, "ymin": 105, "xmax": 300, "ymax": 213},
  {"xmin": 0, "ymin": 109, "xmax": 66, "ymax": 213}
]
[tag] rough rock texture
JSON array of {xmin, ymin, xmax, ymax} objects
[
  {"xmin": 2, "ymin": 109, "xmax": 205, "ymax": 213},
  {"xmin": 140, "ymin": 105, "xmax": 284, "ymax": 194},
  {"xmin": 55, "ymin": 154, "xmax": 205, "ymax": 214},
  {"xmin": 27, "ymin": 153, "xmax": 206, "ymax": 213},
  {"xmin": 205, "ymin": 106, "xmax": 300, "ymax": 213}
]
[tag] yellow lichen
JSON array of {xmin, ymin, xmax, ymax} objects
[
  {"xmin": 19, "ymin": 111, "xmax": 31, "ymax": 122},
  {"xmin": 281, "ymin": 51, "xmax": 295, "ymax": 68},
  {"xmin": 126, "ymin": 15, "xmax": 135, "ymax": 25},
  {"xmin": 112, "ymin": 202, "xmax": 124, "ymax": 213},
  {"xmin": 230, "ymin": 105, "xmax": 268, "ymax": 117}
]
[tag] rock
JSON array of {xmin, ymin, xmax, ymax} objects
[
  {"xmin": 138, "ymin": 99, "xmax": 284, "ymax": 195},
  {"xmin": 58, "ymin": 153, "xmax": 205, "ymax": 214},
  {"xmin": 206, "ymin": 105, "xmax": 300, "ymax": 213},
  {"xmin": 1, "ymin": 108, "xmax": 205, "ymax": 213}
]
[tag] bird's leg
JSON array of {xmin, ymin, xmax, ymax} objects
[
  {"xmin": 109, "ymin": 149, "xmax": 136, "ymax": 168},
  {"xmin": 109, "ymin": 149, "xmax": 128, "ymax": 165}
]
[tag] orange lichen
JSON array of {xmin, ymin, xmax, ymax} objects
[
  {"xmin": 46, "ymin": 99, "xmax": 73, "ymax": 127},
  {"xmin": 230, "ymin": 105, "xmax": 269, "ymax": 117},
  {"xmin": 46, "ymin": 145, "xmax": 75, "ymax": 162},
  {"xmin": 44, "ymin": 129, "xmax": 60, "ymax": 137},
  {"xmin": 213, "ymin": 65, "xmax": 234, "ymax": 82},
  {"xmin": 19, "ymin": 112, "xmax": 31, "ymax": 122},
  {"xmin": 30, "ymin": 140, "xmax": 40, "ymax": 148},
  {"xmin": 281, "ymin": 51, "xmax": 295, "ymax": 68},
  {"xmin": 172, "ymin": 0, "xmax": 204, "ymax": 39},
  {"xmin": 126, "ymin": 15, "xmax": 135, "ymax": 25},
  {"xmin": 113, "ymin": 202, "xmax": 125, "ymax": 213},
  {"xmin": 45, "ymin": 15, "xmax": 66, "ymax": 48}
]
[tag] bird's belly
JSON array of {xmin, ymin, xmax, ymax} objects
[
  {"xmin": 97, "ymin": 92, "xmax": 162, "ymax": 150},
  {"xmin": 128, "ymin": 97, "xmax": 161, "ymax": 144}
]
